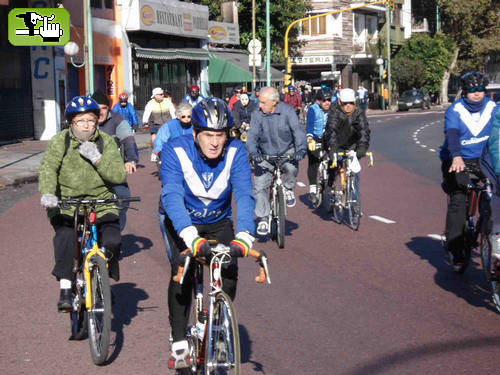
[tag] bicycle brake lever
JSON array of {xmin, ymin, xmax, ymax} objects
[
  {"xmin": 179, "ymin": 256, "xmax": 191, "ymax": 285},
  {"xmin": 260, "ymin": 255, "xmax": 271, "ymax": 284}
]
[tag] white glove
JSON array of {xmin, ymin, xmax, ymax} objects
[
  {"xmin": 79, "ymin": 141, "xmax": 102, "ymax": 164},
  {"xmin": 347, "ymin": 150, "xmax": 356, "ymax": 158},
  {"xmin": 151, "ymin": 152, "xmax": 158, "ymax": 162},
  {"xmin": 41, "ymin": 193, "xmax": 58, "ymax": 208}
]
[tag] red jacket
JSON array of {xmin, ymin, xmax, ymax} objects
[{"xmin": 283, "ymin": 92, "xmax": 302, "ymax": 109}]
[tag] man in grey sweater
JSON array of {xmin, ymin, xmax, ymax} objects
[{"xmin": 246, "ymin": 87, "xmax": 307, "ymax": 236}]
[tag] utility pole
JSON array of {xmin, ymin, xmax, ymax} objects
[
  {"xmin": 251, "ymin": 0, "xmax": 256, "ymax": 90},
  {"xmin": 386, "ymin": 5, "xmax": 392, "ymax": 110},
  {"xmin": 83, "ymin": 0, "xmax": 94, "ymax": 94},
  {"xmin": 266, "ymin": 0, "xmax": 271, "ymax": 86}
]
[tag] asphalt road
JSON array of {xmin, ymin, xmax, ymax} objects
[{"xmin": 2, "ymin": 110, "xmax": 500, "ymax": 374}]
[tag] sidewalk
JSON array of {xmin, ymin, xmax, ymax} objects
[{"xmin": 0, "ymin": 130, "xmax": 151, "ymax": 188}]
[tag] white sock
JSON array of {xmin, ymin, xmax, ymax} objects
[
  {"xmin": 172, "ymin": 340, "xmax": 188, "ymax": 352},
  {"xmin": 309, "ymin": 184, "xmax": 317, "ymax": 194},
  {"xmin": 60, "ymin": 279, "xmax": 71, "ymax": 289}
]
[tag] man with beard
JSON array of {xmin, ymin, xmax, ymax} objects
[{"xmin": 38, "ymin": 96, "xmax": 126, "ymax": 310}]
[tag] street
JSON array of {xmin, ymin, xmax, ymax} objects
[{"xmin": 2, "ymin": 109, "xmax": 500, "ymax": 374}]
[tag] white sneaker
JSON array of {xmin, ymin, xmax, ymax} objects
[
  {"xmin": 285, "ymin": 188, "xmax": 296, "ymax": 207},
  {"xmin": 257, "ymin": 219, "xmax": 269, "ymax": 236},
  {"xmin": 168, "ymin": 340, "xmax": 191, "ymax": 369},
  {"xmin": 150, "ymin": 152, "xmax": 158, "ymax": 162}
]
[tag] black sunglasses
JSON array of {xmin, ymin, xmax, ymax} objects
[
  {"xmin": 467, "ymin": 86, "xmax": 485, "ymax": 93},
  {"xmin": 181, "ymin": 115, "xmax": 191, "ymax": 119}
]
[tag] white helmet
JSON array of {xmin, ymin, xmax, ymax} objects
[{"xmin": 338, "ymin": 88, "xmax": 356, "ymax": 103}]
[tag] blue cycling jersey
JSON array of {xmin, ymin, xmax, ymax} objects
[{"xmin": 160, "ymin": 134, "xmax": 255, "ymax": 236}]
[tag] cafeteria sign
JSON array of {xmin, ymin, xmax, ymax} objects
[{"xmin": 208, "ymin": 21, "xmax": 239, "ymax": 45}]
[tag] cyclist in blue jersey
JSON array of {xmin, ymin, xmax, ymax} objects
[
  {"xmin": 440, "ymin": 71, "xmax": 497, "ymax": 266},
  {"xmin": 111, "ymin": 92, "xmax": 139, "ymax": 129},
  {"xmin": 183, "ymin": 85, "xmax": 204, "ymax": 107},
  {"xmin": 160, "ymin": 98, "xmax": 256, "ymax": 370}
]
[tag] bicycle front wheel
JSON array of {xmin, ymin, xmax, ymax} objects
[
  {"xmin": 87, "ymin": 255, "xmax": 112, "ymax": 365},
  {"xmin": 346, "ymin": 178, "xmax": 361, "ymax": 231},
  {"xmin": 276, "ymin": 186, "xmax": 286, "ymax": 249},
  {"xmin": 481, "ymin": 233, "xmax": 500, "ymax": 312},
  {"xmin": 205, "ymin": 292, "xmax": 240, "ymax": 375}
]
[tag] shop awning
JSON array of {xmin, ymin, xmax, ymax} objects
[
  {"xmin": 134, "ymin": 47, "xmax": 210, "ymax": 61},
  {"xmin": 208, "ymin": 53, "xmax": 252, "ymax": 83},
  {"xmin": 209, "ymin": 50, "xmax": 283, "ymax": 83}
]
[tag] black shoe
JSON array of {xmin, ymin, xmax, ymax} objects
[
  {"xmin": 57, "ymin": 289, "xmax": 72, "ymax": 312},
  {"xmin": 309, "ymin": 193, "xmax": 318, "ymax": 206},
  {"xmin": 108, "ymin": 259, "xmax": 120, "ymax": 282}
]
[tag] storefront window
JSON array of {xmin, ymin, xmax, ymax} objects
[{"xmin": 300, "ymin": 13, "xmax": 342, "ymax": 38}]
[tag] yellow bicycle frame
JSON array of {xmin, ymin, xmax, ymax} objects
[{"xmin": 83, "ymin": 243, "xmax": 108, "ymax": 309}]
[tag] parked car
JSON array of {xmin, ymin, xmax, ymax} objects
[
  {"xmin": 453, "ymin": 82, "xmax": 500, "ymax": 104},
  {"xmin": 397, "ymin": 89, "xmax": 431, "ymax": 111}
]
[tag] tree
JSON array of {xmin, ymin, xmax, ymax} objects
[
  {"xmin": 391, "ymin": 57, "xmax": 425, "ymax": 92},
  {"xmin": 197, "ymin": 0, "xmax": 310, "ymax": 63},
  {"xmin": 393, "ymin": 33, "xmax": 455, "ymax": 102}
]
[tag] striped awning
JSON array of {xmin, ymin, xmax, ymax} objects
[{"xmin": 134, "ymin": 47, "xmax": 210, "ymax": 61}]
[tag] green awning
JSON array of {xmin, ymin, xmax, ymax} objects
[
  {"xmin": 134, "ymin": 47, "xmax": 209, "ymax": 61},
  {"xmin": 208, "ymin": 53, "xmax": 252, "ymax": 83}
]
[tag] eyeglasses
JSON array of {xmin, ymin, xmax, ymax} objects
[
  {"xmin": 467, "ymin": 86, "xmax": 485, "ymax": 93},
  {"xmin": 74, "ymin": 119, "xmax": 96, "ymax": 126},
  {"xmin": 180, "ymin": 115, "xmax": 191, "ymax": 119}
]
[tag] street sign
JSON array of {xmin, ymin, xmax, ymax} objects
[
  {"xmin": 249, "ymin": 53, "xmax": 261, "ymax": 67},
  {"xmin": 247, "ymin": 38, "xmax": 262, "ymax": 55}
]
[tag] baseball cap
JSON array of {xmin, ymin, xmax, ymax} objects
[{"xmin": 151, "ymin": 87, "xmax": 164, "ymax": 98}]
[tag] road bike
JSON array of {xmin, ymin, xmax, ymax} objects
[
  {"xmin": 59, "ymin": 196, "xmax": 140, "ymax": 365},
  {"xmin": 308, "ymin": 141, "xmax": 329, "ymax": 210},
  {"xmin": 443, "ymin": 167, "xmax": 491, "ymax": 274},
  {"xmin": 173, "ymin": 243, "xmax": 270, "ymax": 374},
  {"xmin": 264, "ymin": 154, "xmax": 293, "ymax": 248},
  {"xmin": 330, "ymin": 152, "xmax": 373, "ymax": 230}
]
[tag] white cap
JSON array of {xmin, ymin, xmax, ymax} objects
[
  {"xmin": 151, "ymin": 87, "xmax": 164, "ymax": 98},
  {"xmin": 338, "ymin": 88, "xmax": 356, "ymax": 103}
]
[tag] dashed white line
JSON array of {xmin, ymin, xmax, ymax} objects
[
  {"xmin": 369, "ymin": 215, "xmax": 396, "ymax": 224},
  {"xmin": 296, "ymin": 181, "xmax": 306, "ymax": 187}
]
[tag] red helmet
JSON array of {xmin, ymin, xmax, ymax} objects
[
  {"xmin": 190, "ymin": 85, "xmax": 200, "ymax": 93},
  {"xmin": 118, "ymin": 92, "xmax": 128, "ymax": 102}
]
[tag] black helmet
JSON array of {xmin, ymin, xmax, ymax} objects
[
  {"xmin": 461, "ymin": 71, "xmax": 488, "ymax": 93},
  {"xmin": 315, "ymin": 89, "xmax": 331, "ymax": 101},
  {"xmin": 192, "ymin": 97, "xmax": 234, "ymax": 131}
]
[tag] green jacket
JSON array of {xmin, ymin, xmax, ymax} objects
[{"xmin": 38, "ymin": 129, "xmax": 126, "ymax": 218}]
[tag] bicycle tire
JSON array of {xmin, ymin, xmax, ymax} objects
[
  {"xmin": 205, "ymin": 291, "xmax": 240, "ymax": 375},
  {"xmin": 491, "ymin": 261, "xmax": 500, "ymax": 313},
  {"xmin": 480, "ymin": 227, "xmax": 492, "ymax": 282},
  {"xmin": 69, "ymin": 297, "xmax": 87, "ymax": 340},
  {"xmin": 87, "ymin": 255, "xmax": 112, "ymax": 365},
  {"xmin": 346, "ymin": 178, "xmax": 361, "ymax": 231},
  {"xmin": 331, "ymin": 175, "xmax": 343, "ymax": 224},
  {"xmin": 276, "ymin": 186, "xmax": 285, "ymax": 249},
  {"xmin": 313, "ymin": 165, "xmax": 324, "ymax": 209}
]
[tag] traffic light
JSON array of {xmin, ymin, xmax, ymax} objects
[
  {"xmin": 286, "ymin": 58, "xmax": 292, "ymax": 74},
  {"xmin": 382, "ymin": 69, "xmax": 387, "ymax": 80},
  {"xmin": 284, "ymin": 73, "xmax": 291, "ymax": 86}
]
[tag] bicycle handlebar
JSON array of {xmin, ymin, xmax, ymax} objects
[
  {"xmin": 331, "ymin": 152, "xmax": 373, "ymax": 168},
  {"xmin": 58, "ymin": 196, "xmax": 141, "ymax": 210},
  {"xmin": 173, "ymin": 243, "xmax": 271, "ymax": 285},
  {"xmin": 263, "ymin": 154, "xmax": 293, "ymax": 163}
]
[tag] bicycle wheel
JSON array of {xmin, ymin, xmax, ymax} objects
[
  {"xmin": 205, "ymin": 291, "xmax": 240, "ymax": 375},
  {"xmin": 491, "ymin": 259, "xmax": 500, "ymax": 313},
  {"xmin": 331, "ymin": 174, "xmax": 343, "ymax": 224},
  {"xmin": 87, "ymin": 255, "xmax": 112, "ymax": 365},
  {"xmin": 69, "ymin": 287, "xmax": 87, "ymax": 340},
  {"xmin": 313, "ymin": 166, "xmax": 324, "ymax": 209},
  {"xmin": 276, "ymin": 186, "xmax": 286, "ymax": 249},
  {"xmin": 346, "ymin": 178, "xmax": 361, "ymax": 231}
]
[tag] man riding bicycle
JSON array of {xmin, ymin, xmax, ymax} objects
[
  {"xmin": 440, "ymin": 71, "xmax": 497, "ymax": 266},
  {"xmin": 306, "ymin": 89, "xmax": 332, "ymax": 205},
  {"xmin": 323, "ymin": 88, "xmax": 370, "ymax": 203},
  {"xmin": 159, "ymin": 97, "xmax": 255, "ymax": 370},
  {"xmin": 38, "ymin": 96, "xmax": 126, "ymax": 311},
  {"xmin": 246, "ymin": 86, "xmax": 307, "ymax": 236}
]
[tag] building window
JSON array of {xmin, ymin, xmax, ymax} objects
[
  {"xmin": 104, "ymin": 0, "xmax": 113, "ymax": 9},
  {"xmin": 300, "ymin": 13, "xmax": 342, "ymax": 38},
  {"xmin": 90, "ymin": 0, "xmax": 101, "ymax": 8},
  {"xmin": 354, "ymin": 13, "xmax": 378, "ymax": 50}
]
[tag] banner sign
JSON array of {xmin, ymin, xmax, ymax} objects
[{"xmin": 208, "ymin": 21, "xmax": 239, "ymax": 45}]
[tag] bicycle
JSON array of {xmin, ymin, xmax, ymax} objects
[
  {"xmin": 264, "ymin": 154, "xmax": 293, "ymax": 248},
  {"xmin": 330, "ymin": 151, "xmax": 373, "ymax": 230},
  {"xmin": 308, "ymin": 141, "xmax": 329, "ymax": 210},
  {"xmin": 58, "ymin": 196, "xmax": 140, "ymax": 365},
  {"xmin": 173, "ymin": 242, "xmax": 270, "ymax": 374},
  {"xmin": 443, "ymin": 167, "xmax": 491, "ymax": 274}
]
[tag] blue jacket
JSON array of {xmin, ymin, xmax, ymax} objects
[
  {"xmin": 440, "ymin": 97, "xmax": 497, "ymax": 160},
  {"xmin": 111, "ymin": 102, "xmax": 138, "ymax": 128},
  {"xmin": 160, "ymin": 135, "xmax": 255, "ymax": 235},
  {"xmin": 183, "ymin": 94, "xmax": 204, "ymax": 107},
  {"xmin": 306, "ymin": 102, "xmax": 328, "ymax": 139},
  {"xmin": 246, "ymin": 101, "xmax": 307, "ymax": 158},
  {"xmin": 153, "ymin": 118, "xmax": 193, "ymax": 154}
]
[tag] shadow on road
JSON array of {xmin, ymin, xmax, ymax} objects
[
  {"xmin": 298, "ymin": 193, "xmax": 338, "ymax": 222},
  {"xmin": 254, "ymin": 219, "xmax": 299, "ymax": 244},
  {"xmin": 106, "ymin": 282, "xmax": 151, "ymax": 364},
  {"xmin": 239, "ymin": 324, "xmax": 265, "ymax": 373},
  {"xmin": 406, "ymin": 236, "xmax": 496, "ymax": 312},
  {"xmin": 121, "ymin": 234, "xmax": 153, "ymax": 257},
  {"xmin": 345, "ymin": 335, "xmax": 500, "ymax": 375}
]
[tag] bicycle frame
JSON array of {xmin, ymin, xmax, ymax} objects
[{"xmin": 266, "ymin": 155, "xmax": 292, "ymax": 226}]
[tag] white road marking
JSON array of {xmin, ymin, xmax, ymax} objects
[
  {"xmin": 428, "ymin": 234, "xmax": 445, "ymax": 241},
  {"xmin": 412, "ymin": 120, "xmax": 443, "ymax": 154},
  {"xmin": 296, "ymin": 181, "xmax": 306, "ymax": 187},
  {"xmin": 369, "ymin": 215, "xmax": 396, "ymax": 224},
  {"xmin": 421, "ymin": 144, "xmax": 427, "ymax": 148},
  {"xmin": 429, "ymin": 148, "xmax": 436, "ymax": 152}
]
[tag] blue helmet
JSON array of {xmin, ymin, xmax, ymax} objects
[
  {"xmin": 288, "ymin": 85, "xmax": 295, "ymax": 91},
  {"xmin": 192, "ymin": 97, "xmax": 234, "ymax": 131},
  {"xmin": 461, "ymin": 71, "xmax": 488, "ymax": 93},
  {"xmin": 65, "ymin": 96, "xmax": 100, "ymax": 122}
]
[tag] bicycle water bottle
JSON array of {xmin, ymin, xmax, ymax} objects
[{"xmin": 196, "ymin": 309, "xmax": 208, "ymax": 340}]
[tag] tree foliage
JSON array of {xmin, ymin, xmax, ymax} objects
[
  {"xmin": 197, "ymin": 0, "xmax": 310, "ymax": 63},
  {"xmin": 393, "ymin": 33, "xmax": 455, "ymax": 95},
  {"xmin": 440, "ymin": 0, "xmax": 500, "ymax": 72},
  {"xmin": 391, "ymin": 57, "xmax": 425, "ymax": 92}
]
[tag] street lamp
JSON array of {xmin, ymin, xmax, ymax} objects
[
  {"xmin": 64, "ymin": 41, "xmax": 85, "ymax": 68},
  {"xmin": 376, "ymin": 57, "xmax": 385, "ymax": 110}
]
